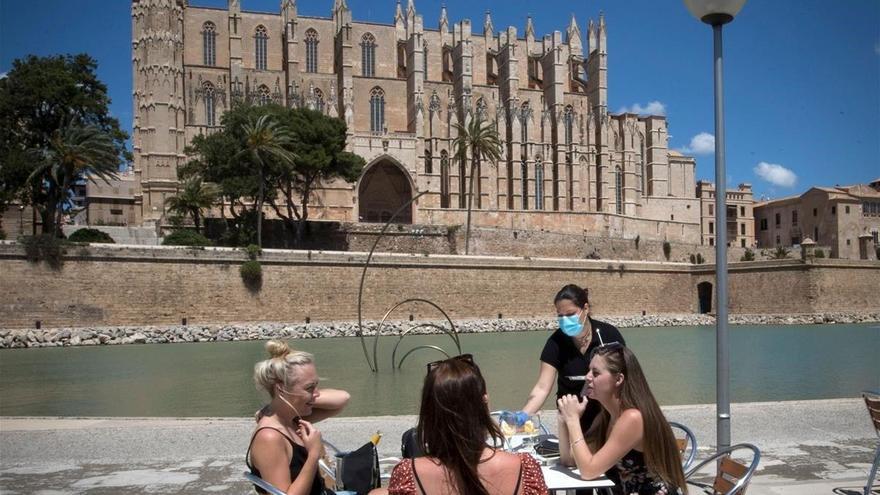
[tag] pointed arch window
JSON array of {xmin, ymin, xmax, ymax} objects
[
  {"xmin": 521, "ymin": 159, "xmax": 529, "ymax": 210},
  {"xmin": 424, "ymin": 147, "xmax": 432, "ymax": 174},
  {"xmin": 423, "ymin": 42, "xmax": 429, "ymax": 79},
  {"xmin": 535, "ymin": 157, "xmax": 544, "ymax": 210},
  {"xmin": 313, "ymin": 88, "xmax": 325, "ymax": 113},
  {"xmin": 203, "ymin": 22, "xmax": 217, "ymax": 66},
  {"xmin": 520, "ymin": 102, "xmax": 530, "ymax": 143},
  {"xmin": 440, "ymin": 150, "xmax": 450, "ymax": 208},
  {"xmin": 564, "ymin": 105, "xmax": 574, "ymax": 145},
  {"xmin": 305, "ymin": 29, "xmax": 319, "ymax": 73},
  {"xmin": 362, "ymin": 33, "xmax": 376, "ymax": 77},
  {"xmin": 204, "ymin": 82, "xmax": 216, "ymax": 126},
  {"xmin": 475, "ymin": 97, "xmax": 487, "ymax": 122},
  {"xmin": 255, "ymin": 25, "xmax": 269, "ymax": 70},
  {"xmin": 257, "ymin": 85, "xmax": 271, "ymax": 106},
  {"xmin": 370, "ymin": 87, "xmax": 385, "ymax": 133},
  {"xmin": 615, "ymin": 165, "xmax": 623, "ymax": 214}
]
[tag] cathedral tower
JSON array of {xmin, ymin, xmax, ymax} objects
[{"xmin": 131, "ymin": 0, "xmax": 187, "ymax": 224}]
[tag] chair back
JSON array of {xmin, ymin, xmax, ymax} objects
[
  {"xmin": 668, "ymin": 421, "xmax": 698, "ymax": 471},
  {"xmin": 243, "ymin": 471, "xmax": 287, "ymax": 495},
  {"xmin": 864, "ymin": 392, "xmax": 880, "ymax": 437},
  {"xmin": 685, "ymin": 443, "xmax": 761, "ymax": 495}
]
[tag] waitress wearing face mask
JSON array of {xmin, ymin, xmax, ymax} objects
[
  {"xmin": 247, "ymin": 340, "xmax": 333, "ymax": 494},
  {"xmin": 520, "ymin": 284, "xmax": 625, "ymax": 430}
]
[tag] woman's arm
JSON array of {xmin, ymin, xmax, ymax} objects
[
  {"xmin": 561, "ymin": 402, "xmax": 643, "ymax": 480},
  {"xmin": 557, "ymin": 414, "xmax": 574, "ymax": 467},
  {"xmin": 302, "ymin": 388, "xmax": 350, "ymax": 423},
  {"xmin": 522, "ymin": 362, "xmax": 557, "ymax": 415}
]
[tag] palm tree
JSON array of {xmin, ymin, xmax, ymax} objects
[
  {"xmin": 452, "ymin": 115, "xmax": 502, "ymax": 254},
  {"xmin": 165, "ymin": 177, "xmax": 219, "ymax": 233},
  {"xmin": 234, "ymin": 114, "xmax": 296, "ymax": 247},
  {"xmin": 29, "ymin": 122, "xmax": 120, "ymax": 237}
]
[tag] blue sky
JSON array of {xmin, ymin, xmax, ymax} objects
[{"xmin": 1, "ymin": 0, "xmax": 878, "ymax": 200}]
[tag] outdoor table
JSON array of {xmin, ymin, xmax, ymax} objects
[{"xmin": 501, "ymin": 434, "xmax": 615, "ymax": 493}]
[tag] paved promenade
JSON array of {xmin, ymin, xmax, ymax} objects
[{"xmin": 1, "ymin": 399, "xmax": 877, "ymax": 494}]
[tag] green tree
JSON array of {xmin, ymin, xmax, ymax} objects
[
  {"xmin": 452, "ymin": 115, "xmax": 503, "ymax": 254},
  {"xmin": 28, "ymin": 122, "xmax": 120, "ymax": 237},
  {"xmin": 272, "ymin": 108, "xmax": 364, "ymax": 241},
  {"xmin": 164, "ymin": 177, "xmax": 219, "ymax": 233},
  {"xmin": 0, "ymin": 54, "xmax": 128, "ymax": 234},
  {"xmin": 234, "ymin": 113, "xmax": 296, "ymax": 247}
]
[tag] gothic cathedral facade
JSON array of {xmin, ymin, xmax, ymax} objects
[{"xmin": 131, "ymin": 0, "xmax": 702, "ymax": 242}]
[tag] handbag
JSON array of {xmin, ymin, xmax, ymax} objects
[{"xmin": 334, "ymin": 441, "xmax": 380, "ymax": 494}]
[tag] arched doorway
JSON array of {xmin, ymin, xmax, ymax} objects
[
  {"xmin": 358, "ymin": 159, "xmax": 413, "ymax": 223},
  {"xmin": 697, "ymin": 281, "xmax": 713, "ymax": 314}
]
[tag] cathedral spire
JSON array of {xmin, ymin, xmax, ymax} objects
[
  {"xmin": 484, "ymin": 10, "xmax": 494, "ymax": 37},
  {"xmin": 566, "ymin": 13, "xmax": 582, "ymax": 57},
  {"xmin": 439, "ymin": 4, "xmax": 448, "ymax": 32},
  {"xmin": 525, "ymin": 15, "xmax": 535, "ymax": 40},
  {"xmin": 587, "ymin": 18, "xmax": 596, "ymax": 54}
]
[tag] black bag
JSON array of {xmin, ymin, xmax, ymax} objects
[
  {"xmin": 400, "ymin": 427, "xmax": 424, "ymax": 459},
  {"xmin": 334, "ymin": 442, "xmax": 380, "ymax": 494}
]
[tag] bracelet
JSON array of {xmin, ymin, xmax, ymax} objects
[{"xmin": 570, "ymin": 437, "xmax": 585, "ymax": 448}]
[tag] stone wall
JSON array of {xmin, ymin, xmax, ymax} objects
[{"xmin": 0, "ymin": 242, "xmax": 877, "ymax": 330}]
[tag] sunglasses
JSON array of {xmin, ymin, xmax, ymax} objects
[
  {"xmin": 426, "ymin": 353, "xmax": 475, "ymax": 373},
  {"xmin": 589, "ymin": 341, "xmax": 624, "ymax": 360}
]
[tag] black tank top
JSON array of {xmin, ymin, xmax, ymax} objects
[{"xmin": 245, "ymin": 426, "xmax": 328, "ymax": 495}]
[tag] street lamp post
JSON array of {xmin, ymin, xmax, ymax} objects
[{"xmin": 683, "ymin": 0, "xmax": 746, "ymax": 453}]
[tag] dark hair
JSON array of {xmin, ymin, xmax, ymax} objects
[
  {"xmin": 416, "ymin": 357, "xmax": 503, "ymax": 495},
  {"xmin": 554, "ymin": 284, "xmax": 589, "ymax": 308},
  {"xmin": 586, "ymin": 346, "xmax": 687, "ymax": 492}
]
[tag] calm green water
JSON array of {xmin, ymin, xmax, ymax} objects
[{"xmin": 1, "ymin": 324, "xmax": 878, "ymax": 417}]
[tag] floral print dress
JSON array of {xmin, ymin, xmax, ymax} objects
[{"xmin": 616, "ymin": 449, "xmax": 683, "ymax": 495}]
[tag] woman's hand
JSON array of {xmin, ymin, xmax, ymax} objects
[
  {"xmin": 557, "ymin": 394, "xmax": 588, "ymax": 422},
  {"xmin": 294, "ymin": 420, "xmax": 324, "ymax": 457}
]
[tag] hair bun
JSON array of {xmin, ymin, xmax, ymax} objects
[{"xmin": 265, "ymin": 340, "xmax": 291, "ymax": 359}]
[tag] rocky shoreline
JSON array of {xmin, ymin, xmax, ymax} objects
[{"xmin": 1, "ymin": 311, "xmax": 878, "ymax": 349}]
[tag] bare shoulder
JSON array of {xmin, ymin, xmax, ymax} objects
[{"xmin": 614, "ymin": 409, "xmax": 644, "ymax": 434}]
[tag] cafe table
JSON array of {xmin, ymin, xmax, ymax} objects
[{"xmin": 502, "ymin": 434, "xmax": 615, "ymax": 494}]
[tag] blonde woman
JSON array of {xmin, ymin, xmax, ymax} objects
[{"xmin": 246, "ymin": 340, "xmax": 335, "ymax": 495}]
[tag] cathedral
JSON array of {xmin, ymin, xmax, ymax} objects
[{"xmin": 128, "ymin": 0, "xmax": 703, "ymax": 243}]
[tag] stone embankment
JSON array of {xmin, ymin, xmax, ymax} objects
[{"xmin": 1, "ymin": 312, "xmax": 878, "ymax": 349}]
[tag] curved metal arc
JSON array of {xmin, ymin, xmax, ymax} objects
[
  {"xmin": 390, "ymin": 322, "xmax": 462, "ymax": 369},
  {"xmin": 396, "ymin": 345, "xmax": 451, "ymax": 369},
  {"xmin": 356, "ymin": 190, "xmax": 428, "ymax": 372},
  {"xmin": 374, "ymin": 297, "xmax": 460, "ymax": 368}
]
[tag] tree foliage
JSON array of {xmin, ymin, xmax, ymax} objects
[
  {"xmin": 0, "ymin": 54, "xmax": 128, "ymax": 235},
  {"xmin": 165, "ymin": 177, "xmax": 219, "ymax": 233},
  {"xmin": 184, "ymin": 104, "xmax": 364, "ymax": 246},
  {"xmin": 452, "ymin": 115, "xmax": 503, "ymax": 254}
]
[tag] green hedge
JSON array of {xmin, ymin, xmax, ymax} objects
[
  {"xmin": 68, "ymin": 228, "xmax": 115, "ymax": 244},
  {"xmin": 162, "ymin": 229, "xmax": 212, "ymax": 247}
]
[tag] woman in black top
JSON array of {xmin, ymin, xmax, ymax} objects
[
  {"xmin": 247, "ymin": 340, "xmax": 331, "ymax": 495},
  {"xmin": 521, "ymin": 284, "xmax": 625, "ymax": 429}
]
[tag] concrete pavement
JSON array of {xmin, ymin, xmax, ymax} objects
[{"xmin": 1, "ymin": 399, "xmax": 877, "ymax": 494}]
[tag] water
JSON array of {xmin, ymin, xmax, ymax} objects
[{"xmin": 1, "ymin": 324, "xmax": 877, "ymax": 417}]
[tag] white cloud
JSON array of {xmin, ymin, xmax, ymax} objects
[
  {"xmin": 754, "ymin": 161, "xmax": 797, "ymax": 188},
  {"xmin": 617, "ymin": 101, "xmax": 666, "ymax": 116},
  {"xmin": 679, "ymin": 132, "xmax": 715, "ymax": 155},
  {"xmin": 0, "ymin": 72, "xmax": 6, "ymax": 80}
]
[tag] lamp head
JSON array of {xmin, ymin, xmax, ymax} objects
[{"xmin": 684, "ymin": 0, "xmax": 746, "ymax": 25}]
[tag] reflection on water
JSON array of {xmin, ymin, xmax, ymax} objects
[{"xmin": 1, "ymin": 324, "xmax": 878, "ymax": 417}]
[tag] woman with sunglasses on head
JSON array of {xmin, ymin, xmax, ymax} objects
[
  {"xmin": 521, "ymin": 284, "xmax": 625, "ymax": 430},
  {"xmin": 385, "ymin": 354, "xmax": 548, "ymax": 495},
  {"xmin": 247, "ymin": 340, "xmax": 333, "ymax": 495},
  {"xmin": 557, "ymin": 344, "xmax": 686, "ymax": 495}
]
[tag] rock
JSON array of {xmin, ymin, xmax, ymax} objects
[
  {"xmin": 132, "ymin": 333, "xmax": 147, "ymax": 344},
  {"xmin": 69, "ymin": 336, "xmax": 81, "ymax": 346}
]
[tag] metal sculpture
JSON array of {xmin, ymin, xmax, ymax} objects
[{"xmin": 355, "ymin": 190, "xmax": 462, "ymax": 372}]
